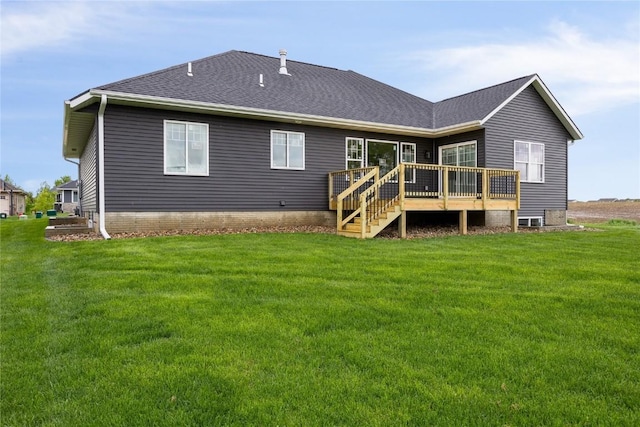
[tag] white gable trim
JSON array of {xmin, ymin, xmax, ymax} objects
[{"xmin": 480, "ymin": 75, "xmax": 583, "ymax": 140}]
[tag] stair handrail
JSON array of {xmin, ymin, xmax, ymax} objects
[
  {"xmin": 336, "ymin": 167, "xmax": 380, "ymax": 231},
  {"xmin": 358, "ymin": 165, "xmax": 402, "ymax": 236}
]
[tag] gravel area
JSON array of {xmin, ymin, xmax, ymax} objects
[{"xmin": 47, "ymin": 223, "xmax": 587, "ymax": 242}]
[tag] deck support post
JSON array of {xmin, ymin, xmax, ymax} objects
[
  {"xmin": 398, "ymin": 211, "xmax": 407, "ymax": 239},
  {"xmin": 459, "ymin": 210, "xmax": 468, "ymax": 235},
  {"xmin": 511, "ymin": 209, "xmax": 518, "ymax": 233}
]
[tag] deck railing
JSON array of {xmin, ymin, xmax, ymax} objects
[
  {"xmin": 360, "ymin": 166, "xmax": 401, "ymax": 230},
  {"xmin": 330, "ymin": 167, "xmax": 379, "ymax": 232},
  {"xmin": 329, "ymin": 163, "xmax": 520, "ymax": 237},
  {"xmin": 331, "ymin": 164, "xmax": 519, "ymax": 202}
]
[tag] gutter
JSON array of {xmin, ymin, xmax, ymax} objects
[
  {"xmin": 80, "ymin": 89, "xmax": 484, "ymax": 139},
  {"xmin": 97, "ymin": 94, "xmax": 111, "ymax": 239}
]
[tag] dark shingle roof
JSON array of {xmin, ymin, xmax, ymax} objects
[
  {"xmin": 55, "ymin": 180, "xmax": 78, "ymax": 190},
  {"xmin": 433, "ymin": 75, "xmax": 535, "ymax": 128},
  {"xmin": 98, "ymin": 50, "xmax": 436, "ymax": 128},
  {"xmin": 0, "ymin": 179, "xmax": 25, "ymax": 193}
]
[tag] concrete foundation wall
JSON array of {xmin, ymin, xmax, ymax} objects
[
  {"xmin": 103, "ymin": 211, "xmax": 336, "ymax": 234},
  {"xmin": 545, "ymin": 209, "xmax": 567, "ymax": 226},
  {"xmin": 484, "ymin": 210, "xmax": 511, "ymax": 227}
]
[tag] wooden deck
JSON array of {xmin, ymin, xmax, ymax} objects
[{"xmin": 329, "ymin": 164, "xmax": 520, "ymax": 238}]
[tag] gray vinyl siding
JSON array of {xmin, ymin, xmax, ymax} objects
[
  {"xmin": 434, "ymin": 129, "xmax": 486, "ymax": 166},
  {"xmin": 79, "ymin": 123, "xmax": 98, "ymax": 212},
  {"xmin": 102, "ymin": 105, "xmax": 432, "ymax": 212},
  {"xmin": 484, "ymin": 85, "xmax": 570, "ymax": 218}
]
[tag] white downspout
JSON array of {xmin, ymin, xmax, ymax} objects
[{"xmin": 97, "ymin": 94, "xmax": 111, "ymax": 239}]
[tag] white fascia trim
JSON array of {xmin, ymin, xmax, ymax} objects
[
  {"xmin": 480, "ymin": 75, "xmax": 583, "ymax": 141},
  {"xmin": 88, "ymin": 89, "xmax": 483, "ymax": 138},
  {"xmin": 62, "ymin": 101, "xmax": 72, "ymax": 156},
  {"xmin": 530, "ymin": 77, "xmax": 584, "ymax": 140},
  {"xmin": 68, "ymin": 91, "xmax": 95, "ymax": 110}
]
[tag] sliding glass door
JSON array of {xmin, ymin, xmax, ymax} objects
[{"xmin": 439, "ymin": 141, "xmax": 477, "ymax": 195}]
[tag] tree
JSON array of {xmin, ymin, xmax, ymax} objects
[
  {"xmin": 54, "ymin": 175, "xmax": 72, "ymax": 187},
  {"xmin": 24, "ymin": 191, "xmax": 35, "ymax": 214},
  {"xmin": 33, "ymin": 181, "xmax": 55, "ymax": 213},
  {"xmin": 3, "ymin": 174, "xmax": 15, "ymax": 185}
]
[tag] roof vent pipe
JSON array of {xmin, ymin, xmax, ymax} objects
[
  {"xmin": 279, "ymin": 49, "xmax": 290, "ymax": 75},
  {"xmin": 187, "ymin": 62, "xmax": 193, "ymax": 77}
]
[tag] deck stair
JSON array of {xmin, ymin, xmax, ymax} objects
[
  {"xmin": 333, "ymin": 165, "xmax": 405, "ymax": 239},
  {"xmin": 339, "ymin": 201, "xmax": 402, "ymax": 238}
]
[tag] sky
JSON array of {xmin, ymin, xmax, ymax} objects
[{"xmin": 1, "ymin": 0, "xmax": 639, "ymax": 201}]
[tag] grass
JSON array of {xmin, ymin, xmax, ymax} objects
[
  {"xmin": 607, "ymin": 218, "xmax": 638, "ymax": 227},
  {"xmin": 1, "ymin": 218, "xmax": 639, "ymax": 426}
]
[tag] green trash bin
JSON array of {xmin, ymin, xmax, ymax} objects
[
  {"xmin": 47, "ymin": 210, "xmax": 57, "ymax": 217},
  {"xmin": 35, "ymin": 211, "xmax": 43, "ymax": 218}
]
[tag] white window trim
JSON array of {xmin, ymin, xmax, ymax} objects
[
  {"xmin": 164, "ymin": 120, "xmax": 210, "ymax": 176},
  {"xmin": 514, "ymin": 140, "xmax": 545, "ymax": 183},
  {"xmin": 345, "ymin": 137, "xmax": 364, "ymax": 170},
  {"xmin": 438, "ymin": 140, "xmax": 478, "ymax": 167},
  {"xmin": 271, "ymin": 130, "xmax": 305, "ymax": 170},
  {"xmin": 400, "ymin": 142, "xmax": 416, "ymax": 183},
  {"xmin": 518, "ymin": 216, "xmax": 544, "ymax": 227},
  {"xmin": 344, "ymin": 138, "xmax": 416, "ymax": 182}
]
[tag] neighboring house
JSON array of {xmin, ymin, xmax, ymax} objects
[
  {"xmin": 0, "ymin": 179, "xmax": 26, "ymax": 216},
  {"xmin": 62, "ymin": 50, "xmax": 582, "ymax": 238},
  {"xmin": 54, "ymin": 180, "xmax": 79, "ymax": 214}
]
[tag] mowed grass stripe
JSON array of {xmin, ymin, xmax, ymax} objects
[{"xmin": 1, "ymin": 218, "xmax": 639, "ymax": 425}]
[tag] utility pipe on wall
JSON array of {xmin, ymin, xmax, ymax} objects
[{"xmin": 97, "ymin": 94, "xmax": 111, "ymax": 239}]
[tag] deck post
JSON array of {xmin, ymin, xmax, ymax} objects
[
  {"xmin": 515, "ymin": 171, "xmax": 521, "ymax": 209},
  {"xmin": 328, "ymin": 173, "xmax": 333, "ymax": 209},
  {"xmin": 511, "ymin": 209, "xmax": 518, "ymax": 233},
  {"xmin": 398, "ymin": 211, "xmax": 407, "ymax": 239},
  {"xmin": 459, "ymin": 210, "xmax": 468, "ymax": 235},
  {"xmin": 443, "ymin": 167, "xmax": 449, "ymax": 210},
  {"xmin": 360, "ymin": 194, "xmax": 367, "ymax": 239},
  {"xmin": 336, "ymin": 199, "xmax": 343, "ymax": 232},
  {"xmin": 482, "ymin": 169, "xmax": 488, "ymax": 210},
  {"xmin": 399, "ymin": 164, "xmax": 405, "ymax": 210}
]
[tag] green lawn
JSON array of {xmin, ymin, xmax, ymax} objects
[{"xmin": 1, "ymin": 218, "xmax": 639, "ymax": 426}]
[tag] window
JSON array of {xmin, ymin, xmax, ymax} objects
[
  {"xmin": 164, "ymin": 120, "xmax": 209, "ymax": 176},
  {"xmin": 515, "ymin": 141, "xmax": 544, "ymax": 183},
  {"xmin": 56, "ymin": 193, "xmax": 62, "ymax": 203},
  {"xmin": 519, "ymin": 217, "xmax": 543, "ymax": 227},
  {"xmin": 72, "ymin": 191, "xmax": 78, "ymax": 203},
  {"xmin": 401, "ymin": 142, "xmax": 416, "ymax": 183},
  {"xmin": 346, "ymin": 138, "xmax": 364, "ymax": 170},
  {"xmin": 271, "ymin": 131, "xmax": 305, "ymax": 170}
]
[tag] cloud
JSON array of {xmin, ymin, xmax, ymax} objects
[
  {"xmin": 407, "ymin": 20, "xmax": 640, "ymax": 116},
  {"xmin": 0, "ymin": 1, "xmax": 150, "ymax": 59}
]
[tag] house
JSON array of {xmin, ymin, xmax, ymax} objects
[
  {"xmin": 54, "ymin": 180, "xmax": 79, "ymax": 214},
  {"xmin": 0, "ymin": 179, "xmax": 26, "ymax": 216},
  {"xmin": 62, "ymin": 49, "xmax": 582, "ymax": 239}
]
